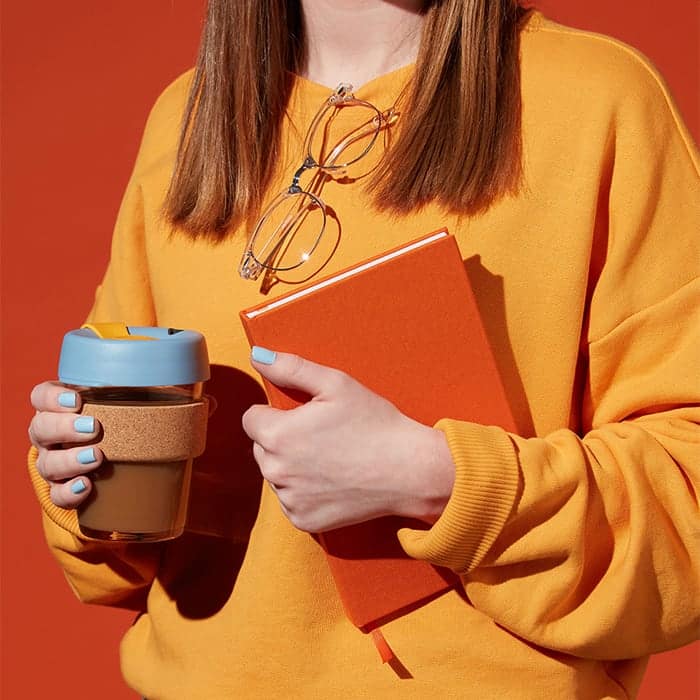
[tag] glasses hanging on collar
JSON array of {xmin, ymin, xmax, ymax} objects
[{"xmin": 238, "ymin": 83, "xmax": 397, "ymax": 283}]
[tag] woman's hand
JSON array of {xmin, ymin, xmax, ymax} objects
[
  {"xmin": 242, "ymin": 348, "xmax": 455, "ymax": 533},
  {"xmin": 29, "ymin": 381, "xmax": 103, "ymax": 508}
]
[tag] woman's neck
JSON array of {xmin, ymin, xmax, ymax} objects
[{"xmin": 299, "ymin": 0, "xmax": 425, "ymax": 90}]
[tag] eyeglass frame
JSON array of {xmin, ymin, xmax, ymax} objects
[{"xmin": 238, "ymin": 83, "xmax": 397, "ymax": 282}]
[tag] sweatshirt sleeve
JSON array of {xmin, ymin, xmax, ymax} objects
[
  {"xmin": 28, "ymin": 172, "xmax": 160, "ymax": 606},
  {"xmin": 27, "ymin": 74, "xmax": 192, "ymax": 607},
  {"xmin": 399, "ymin": 47, "xmax": 700, "ymax": 660}
]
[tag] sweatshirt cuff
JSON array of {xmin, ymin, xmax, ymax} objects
[
  {"xmin": 398, "ymin": 419, "xmax": 520, "ymax": 574},
  {"xmin": 28, "ymin": 446, "xmax": 83, "ymax": 538}
]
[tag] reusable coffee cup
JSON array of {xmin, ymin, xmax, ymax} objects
[{"xmin": 58, "ymin": 323, "xmax": 210, "ymax": 542}]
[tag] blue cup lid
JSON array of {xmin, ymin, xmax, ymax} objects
[{"xmin": 58, "ymin": 323, "xmax": 210, "ymax": 387}]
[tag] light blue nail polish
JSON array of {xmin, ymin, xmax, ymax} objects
[
  {"xmin": 252, "ymin": 346, "xmax": 277, "ymax": 365},
  {"xmin": 71, "ymin": 479, "xmax": 87, "ymax": 495},
  {"xmin": 74, "ymin": 416, "xmax": 95, "ymax": 433},
  {"xmin": 58, "ymin": 391, "xmax": 77, "ymax": 408},
  {"xmin": 77, "ymin": 447, "xmax": 96, "ymax": 465}
]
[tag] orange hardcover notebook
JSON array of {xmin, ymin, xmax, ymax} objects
[{"xmin": 240, "ymin": 229, "xmax": 517, "ymax": 631}]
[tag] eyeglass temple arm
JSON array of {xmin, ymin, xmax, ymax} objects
[{"xmin": 323, "ymin": 108, "xmax": 398, "ymax": 170}]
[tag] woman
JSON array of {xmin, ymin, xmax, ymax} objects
[{"xmin": 27, "ymin": 0, "xmax": 699, "ymax": 697}]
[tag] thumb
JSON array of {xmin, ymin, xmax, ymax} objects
[{"xmin": 250, "ymin": 346, "xmax": 340, "ymax": 397}]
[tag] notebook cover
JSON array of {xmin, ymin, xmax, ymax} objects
[{"xmin": 239, "ymin": 229, "xmax": 518, "ymax": 630}]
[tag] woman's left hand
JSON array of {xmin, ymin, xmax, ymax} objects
[{"xmin": 242, "ymin": 348, "xmax": 455, "ymax": 533}]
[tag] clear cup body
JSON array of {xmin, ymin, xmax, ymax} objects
[{"xmin": 68, "ymin": 383, "xmax": 204, "ymax": 542}]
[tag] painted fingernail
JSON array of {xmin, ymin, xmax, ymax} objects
[
  {"xmin": 74, "ymin": 416, "xmax": 95, "ymax": 433},
  {"xmin": 58, "ymin": 391, "xmax": 77, "ymax": 408},
  {"xmin": 71, "ymin": 479, "xmax": 87, "ymax": 495},
  {"xmin": 77, "ymin": 447, "xmax": 96, "ymax": 465},
  {"xmin": 252, "ymin": 346, "xmax": 277, "ymax": 365}
]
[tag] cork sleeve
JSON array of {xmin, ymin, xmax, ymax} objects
[{"xmin": 80, "ymin": 398, "xmax": 209, "ymax": 462}]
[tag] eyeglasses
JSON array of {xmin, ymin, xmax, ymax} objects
[{"xmin": 238, "ymin": 83, "xmax": 397, "ymax": 283}]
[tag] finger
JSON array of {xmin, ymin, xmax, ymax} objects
[
  {"xmin": 36, "ymin": 445, "xmax": 104, "ymax": 482},
  {"xmin": 251, "ymin": 440, "xmax": 290, "ymax": 492},
  {"xmin": 29, "ymin": 412, "xmax": 100, "ymax": 448},
  {"xmin": 250, "ymin": 347, "xmax": 346, "ymax": 398},
  {"xmin": 242, "ymin": 403, "xmax": 287, "ymax": 449},
  {"xmin": 30, "ymin": 382, "xmax": 82, "ymax": 413},
  {"xmin": 49, "ymin": 477, "xmax": 93, "ymax": 509}
]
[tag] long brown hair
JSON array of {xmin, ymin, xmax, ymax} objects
[{"xmin": 165, "ymin": 0, "xmax": 531, "ymax": 239}]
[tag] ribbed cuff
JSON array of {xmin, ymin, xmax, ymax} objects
[
  {"xmin": 398, "ymin": 419, "xmax": 521, "ymax": 574},
  {"xmin": 27, "ymin": 445, "xmax": 83, "ymax": 537}
]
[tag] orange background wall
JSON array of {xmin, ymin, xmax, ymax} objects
[{"xmin": 1, "ymin": 2, "xmax": 698, "ymax": 698}]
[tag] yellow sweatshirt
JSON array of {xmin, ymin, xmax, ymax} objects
[{"xmin": 30, "ymin": 14, "xmax": 700, "ymax": 699}]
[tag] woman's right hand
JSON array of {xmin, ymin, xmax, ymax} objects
[{"xmin": 29, "ymin": 381, "xmax": 104, "ymax": 509}]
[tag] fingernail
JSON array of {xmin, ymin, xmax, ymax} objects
[
  {"xmin": 58, "ymin": 391, "xmax": 77, "ymax": 408},
  {"xmin": 71, "ymin": 479, "xmax": 87, "ymax": 495},
  {"xmin": 252, "ymin": 346, "xmax": 277, "ymax": 365},
  {"xmin": 77, "ymin": 447, "xmax": 96, "ymax": 465},
  {"xmin": 74, "ymin": 416, "xmax": 95, "ymax": 433}
]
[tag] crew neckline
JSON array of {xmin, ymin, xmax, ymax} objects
[
  {"xmin": 293, "ymin": 61, "xmax": 416, "ymax": 95},
  {"xmin": 286, "ymin": 62, "xmax": 415, "ymax": 116}
]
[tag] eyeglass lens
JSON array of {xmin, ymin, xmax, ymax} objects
[{"xmin": 250, "ymin": 190, "xmax": 326, "ymax": 273}]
